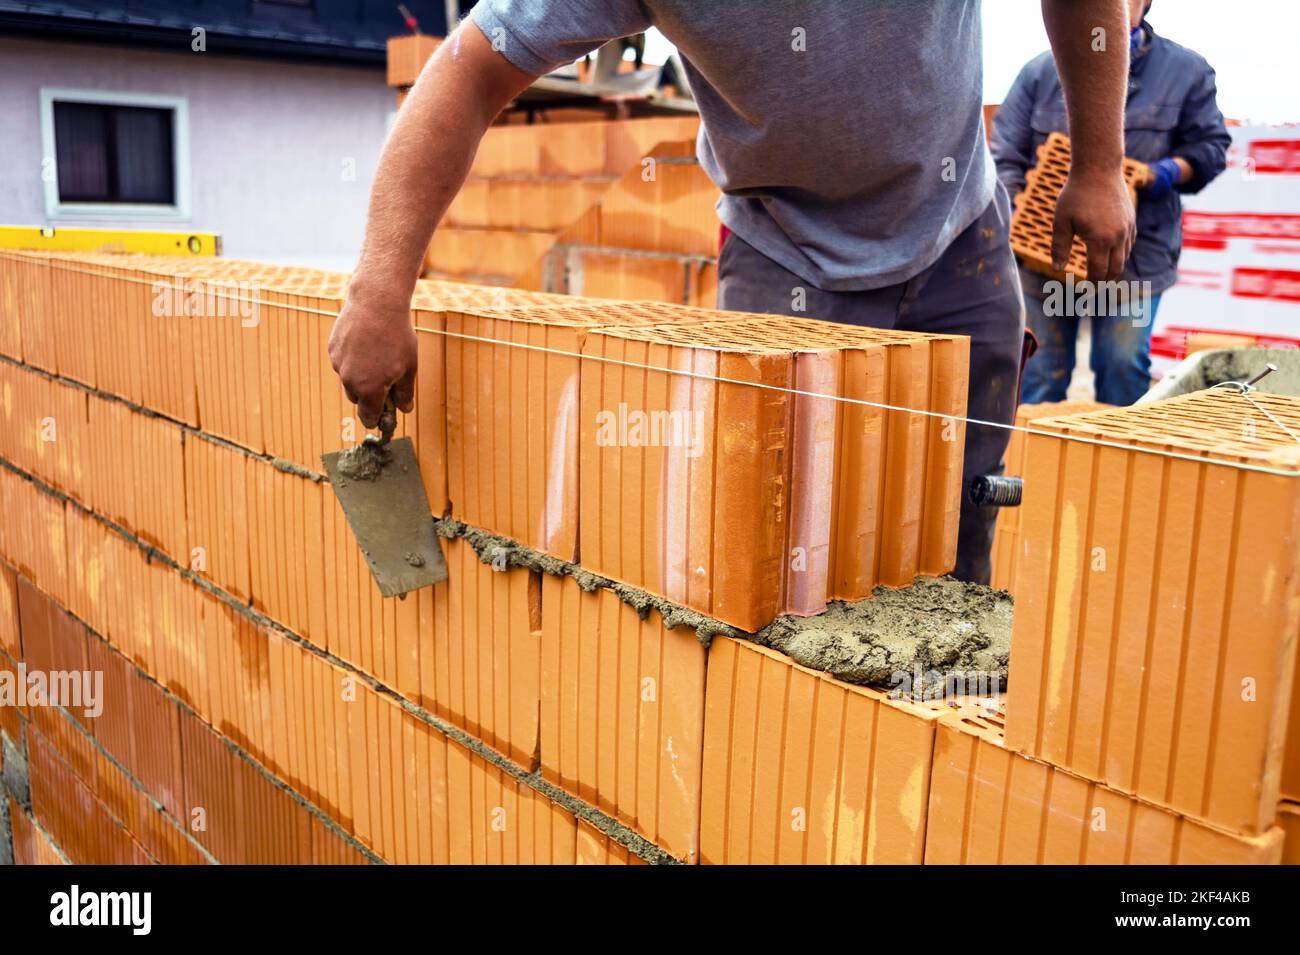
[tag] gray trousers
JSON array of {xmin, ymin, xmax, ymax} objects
[{"xmin": 717, "ymin": 184, "xmax": 1025, "ymax": 584}]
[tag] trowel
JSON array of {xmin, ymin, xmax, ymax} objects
[{"xmin": 322, "ymin": 396, "xmax": 448, "ymax": 597}]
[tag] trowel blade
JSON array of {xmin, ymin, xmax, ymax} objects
[{"xmin": 321, "ymin": 436, "xmax": 448, "ymax": 597}]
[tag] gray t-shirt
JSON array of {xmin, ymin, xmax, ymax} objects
[{"xmin": 471, "ymin": 0, "xmax": 996, "ymax": 292}]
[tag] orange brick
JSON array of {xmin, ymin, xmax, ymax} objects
[
  {"xmin": 0, "ymin": 466, "xmax": 67, "ymax": 598},
  {"xmin": 27, "ymin": 728, "xmax": 148, "ymax": 864},
  {"xmin": 8, "ymin": 795, "xmax": 68, "ymax": 865},
  {"xmin": 599, "ymin": 155, "xmax": 719, "ymax": 256},
  {"xmin": 432, "ymin": 538, "xmax": 541, "ymax": 767},
  {"xmin": 990, "ymin": 400, "xmax": 1111, "ymax": 591},
  {"xmin": 539, "ymin": 123, "xmax": 607, "ymax": 177},
  {"xmin": 445, "ymin": 179, "xmax": 491, "ymax": 227},
  {"xmin": 1005, "ymin": 392, "xmax": 1300, "ymax": 834},
  {"xmin": 1187, "ymin": 331, "xmax": 1258, "ymax": 354},
  {"xmin": 573, "ymin": 251, "xmax": 688, "ymax": 303},
  {"xmin": 12, "ymin": 252, "xmax": 56, "ymax": 373},
  {"xmin": 579, "ymin": 322, "xmax": 790, "ymax": 632},
  {"xmin": 687, "ymin": 260, "xmax": 718, "ymax": 309},
  {"xmin": 445, "ymin": 308, "xmax": 584, "ymax": 558},
  {"xmin": 424, "ymin": 227, "xmax": 556, "ymax": 284},
  {"xmin": 0, "ymin": 254, "xmax": 26, "ymax": 359},
  {"xmin": 0, "ymin": 558, "xmax": 17, "ymax": 662},
  {"xmin": 1286, "ymin": 653, "xmax": 1300, "ymax": 801},
  {"xmin": 0, "ymin": 649, "xmax": 22, "ymax": 743},
  {"xmin": 470, "ymin": 124, "xmax": 542, "ymax": 178},
  {"xmin": 602, "ymin": 117, "xmax": 701, "ymax": 175},
  {"xmin": 575, "ymin": 818, "xmax": 637, "ymax": 864},
  {"xmin": 1011, "ymin": 132, "xmax": 1148, "ymax": 281},
  {"xmin": 540, "ymin": 574, "xmax": 705, "ymax": 862},
  {"xmin": 928, "ymin": 707, "xmax": 1285, "ymax": 864},
  {"xmin": 386, "ymin": 33, "xmax": 441, "ymax": 87},
  {"xmin": 701, "ymin": 637, "xmax": 939, "ymax": 864}
]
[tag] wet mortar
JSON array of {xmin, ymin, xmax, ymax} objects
[
  {"xmin": 334, "ymin": 440, "xmax": 392, "ymax": 481},
  {"xmin": 752, "ymin": 576, "xmax": 1011, "ymax": 694},
  {"xmin": 434, "ymin": 518, "xmax": 741, "ymax": 645},
  {"xmin": 434, "ymin": 517, "xmax": 1012, "ymax": 691}
]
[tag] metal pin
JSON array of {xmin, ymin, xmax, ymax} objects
[{"xmin": 1246, "ymin": 363, "xmax": 1279, "ymax": 389}]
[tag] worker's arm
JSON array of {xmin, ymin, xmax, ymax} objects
[
  {"xmin": 1168, "ymin": 63, "xmax": 1232, "ymax": 193},
  {"xmin": 1040, "ymin": 0, "xmax": 1137, "ymax": 280},
  {"xmin": 328, "ymin": 21, "xmax": 534, "ymax": 428},
  {"xmin": 1140, "ymin": 64, "xmax": 1229, "ymax": 200}
]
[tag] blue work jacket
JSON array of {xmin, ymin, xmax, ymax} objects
[{"xmin": 992, "ymin": 20, "xmax": 1231, "ymax": 296}]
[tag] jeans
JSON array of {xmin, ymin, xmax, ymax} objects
[
  {"xmin": 717, "ymin": 184, "xmax": 1025, "ymax": 584},
  {"xmin": 1020, "ymin": 288, "xmax": 1162, "ymax": 406}
]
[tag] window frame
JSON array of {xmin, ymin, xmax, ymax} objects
[{"xmin": 39, "ymin": 88, "xmax": 191, "ymax": 220}]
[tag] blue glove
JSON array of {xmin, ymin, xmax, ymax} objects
[{"xmin": 1142, "ymin": 157, "xmax": 1182, "ymax": 200}]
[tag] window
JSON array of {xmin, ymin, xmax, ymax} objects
[
  {"xmin": 53, "ymin": 102, "xmax": 175, "ymax": 204},
  {"xmin": 40, "ymin": 89, "xmax": 190, "ymax": 219}
]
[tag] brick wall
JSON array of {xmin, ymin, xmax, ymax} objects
[{"xmin": 1, "ymin": 249, "xmax": 1296, "ymax": 865}]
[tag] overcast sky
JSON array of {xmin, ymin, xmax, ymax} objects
[
  {"xmin": 982, "ymin": 0, "xmax": 1298, "ymax": 124},
  {"xmin": 643, "ymin": 1, "xmax": 1299, "ymax": 125}
]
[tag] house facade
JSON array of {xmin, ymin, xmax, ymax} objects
[{"xmin": 0, "ymin": 0, "xmax": 458, "ymax": 269}]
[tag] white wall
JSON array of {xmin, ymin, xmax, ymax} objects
[{"xmin": 0, "ymin": 37, "xmax": 395, "ymax": 270}]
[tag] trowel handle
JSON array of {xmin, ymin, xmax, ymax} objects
[{"xmin": 377, "ymin": 393, "xmax": 397, "ymax": 446}]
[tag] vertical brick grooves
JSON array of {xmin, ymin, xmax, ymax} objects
[
  {"xmin": 995, "ymin": 754, "xmax": 1015, "ymax": 865},
  {"xmin": 1201, "ymin": 472, "xmax": 1247, "ymax": 817},
  {"xmin": 1128, "ymin": 458, "xmax": 1171, "ymax": 801},
  {"xmin": 28, "ymin": 725, "xmax": 149, "ymax": 864},
  {"xmin": 859, "ymin": 694, "xmax": 882, "ymax": 863},
  {"xmin": 797, "ymin": 679, "xmax": 822, "ymax": 866},
  {"xmin": 1164, "ymin": 463, "xmax": 1209, "ymax": 805},
  {"xmin": 695, "ymin": 349, "xmax": 718, "ymax": 613},
  {"xmin": 1096, "ymin": 449, "xmax": 1135, "ymax": 782},
  {"xmin": 1026, "ymin": 435, "xmax": 1065, "ymax": 753},
  {"xmin": 742, "ymin": 647, "xmax": 768, "ymax": 862},
  {"xmin": 759, "ymin": 657, "xmax": 790, "ymax": 867},
  {"xmin": 714, "ymin": 636, "xmax": 738, "ymax": 864},
  {"xmin": 1062, "ymin": 444, "xmax": 1101, "ymax": 767},
  {"xmin": 7, "ymin": 254, "xmax": 971, "ymax": 633}
]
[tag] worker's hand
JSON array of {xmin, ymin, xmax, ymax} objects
[
  {"xmin": 1052, "ymin": 170, "xmax": 1136, "ymax": 281},
  {"xmin": 328, "ymin": 285, "xmax": 418, "ymax": 430},
  {"xmin": 1140, "ymin": 157, "xmax": 1184, "ymax": 201}
]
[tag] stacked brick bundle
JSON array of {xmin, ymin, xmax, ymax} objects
[
  {"xmin": 386, "ymin": 35, "xmax": 716, "ymax": 303},
  {"xmin": 429, "ymin": 118, "xmax": 710, "ymax": 297},
  {"xmin": 386, "ymin": 33, "xmax": 442, "ymax": 96},
  {"xmin": 2, "ymin": 248, "xmax": 1298, "ymax": 867}
]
